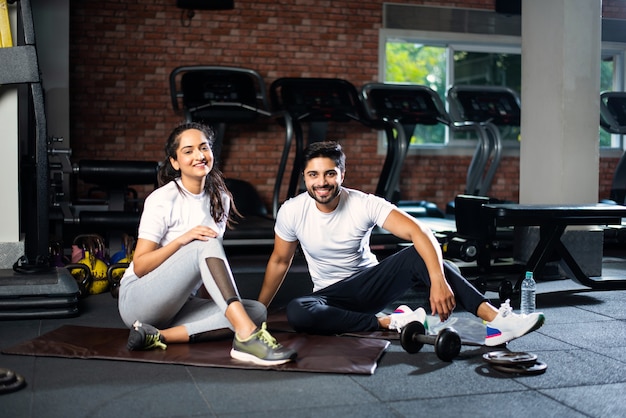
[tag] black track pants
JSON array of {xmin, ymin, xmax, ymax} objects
[{"xmin": 286, "ymin": 246, "xmax": 487, "ymax": 334}]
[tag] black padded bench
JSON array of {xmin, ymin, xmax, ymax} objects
[{"xmin": 481, "ymin": 203, "xmax": 626, "ymax": 290}]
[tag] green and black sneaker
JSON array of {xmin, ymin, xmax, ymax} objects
[
  {"xmin": 127, "ymin": 320, "xmax": 167, "ymax": 351},
  {"xmin": 231, "ymin": 322, "xmax": 297, "ymax": 366}
]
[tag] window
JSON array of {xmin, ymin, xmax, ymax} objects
[
  {"xmin": 448, "ymin": 48, "xmax": 522, "ymax": 144},
  {"xmin": 385, "ymin": 42, "xmax": 446, "ymax": 145},
  {"xmin": 383, "ymin": 37, "xmax": 625, "ymax": 149}
]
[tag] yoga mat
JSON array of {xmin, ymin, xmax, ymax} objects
[{"xmin": 2, "ymin": 325, "xmax": 390, "ymax": 375}]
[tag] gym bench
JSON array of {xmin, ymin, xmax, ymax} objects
[{"xmin": 481, "ymin": 203, "xmax": 626, "ymax": 290}]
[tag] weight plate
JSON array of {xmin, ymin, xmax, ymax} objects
[
  {"xmin": 0, "ymin": 368, "xmax": 16, "ymax": 385},
  {"xmin": 491, "ymin": 361, "xmax": 547, "ymax": 375},
  {"xmin": 0, "ymin": 369, "xmax": 26, "ymax": 394},
  {"xmin": 400, "ymin": 321, "xmax": 426, "ymax": 354},
  {"xmin": 483, "ymin": 351, "xmax": 538, "ymax": 366},
  {"xmin": 435, "ymin": 327, "xmax": 462, "ymax": 362}
]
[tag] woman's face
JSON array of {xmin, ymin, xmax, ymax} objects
[{"xmin": 169, "ymin": 128, "xmax": 214, "ymax": 183}]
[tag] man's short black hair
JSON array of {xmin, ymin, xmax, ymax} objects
[{"xmin": 302, "ymin": 141, "xmax": 346, "ymax": 172}]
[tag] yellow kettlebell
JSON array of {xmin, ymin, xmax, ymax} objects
[
  {"xmin": 109, "ymin": 252, "xmax": 132, "ymax": 281},
  {"xmin": 72, "ymin": 250, "xmax": 109, "ymax": 295}
]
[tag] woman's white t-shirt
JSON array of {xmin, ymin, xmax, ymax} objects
[
  {"xmin": 138, "ymin": 179, "xmax": 228, "ymax": 246},
  {"xmin": 123, "ymin": 179, "xmax": 229, "ymax": 279}
]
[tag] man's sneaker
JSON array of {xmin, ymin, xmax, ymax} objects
[
  {"xmin": 388, "ymin": 305, "xmax": 427, "ymax": 333},
  {"xmin": 485, "ymin": 300, "xmax": 545, "ymax": 346},
  {"xmin": 127, "ymin": 320, "xmax": 167, "ymax": 351},
  {"xmin": 230, "ymin": 322, "xmax": 297, "ymax": 366}
]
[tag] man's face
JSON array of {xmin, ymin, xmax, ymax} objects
[{"xmin": 303, "ymin": 156, "xmax": 344, "ymax": 210}]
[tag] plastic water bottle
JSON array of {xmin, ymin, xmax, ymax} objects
[{"xmin": 520, "ymin": 271, "xmax": 536, "ymax": 315}]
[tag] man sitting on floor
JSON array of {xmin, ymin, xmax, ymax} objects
[{"xmin": 258, "ymin": 141, "xmax": 544, "ymax": 346}]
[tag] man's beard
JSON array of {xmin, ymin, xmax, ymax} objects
[{"xmin": 307, "ymin": 184, "xmax": 341, "ymax": 205}]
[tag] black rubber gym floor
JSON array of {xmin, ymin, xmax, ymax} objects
[{"xmin": 1, "ymin": 252, "xmax": 626, "ymax": 418}]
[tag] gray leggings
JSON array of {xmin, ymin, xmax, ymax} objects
[{"xmin": 118, "ymin": 239, "xmax": 266, "ymax": 336}]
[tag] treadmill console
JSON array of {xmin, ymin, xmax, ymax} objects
[
  {"xmin": 453, "ymin": 89, "xmax": 520, "ymax": 126},
  {"xmin": 604, "ymin": 96, "xmax": 626, "ymax": 126},
  {"xmin": 270, "ymin": 78, "xmax": 361, "ymax": 122},
  {"xmin": 363, "ymin": 85, "xmax": 445, "ymax": 125},
  {"xmin": 179, "ymin": 69, "xmax": 260, "ymax": 122}
]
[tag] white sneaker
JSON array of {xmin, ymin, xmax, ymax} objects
[
  {"xmin": 485, "ymin": 300, "xmax": 545, "ymax": 346},
  {"xmin": 388, "ymin": 305, "xmax": 427, "ymax": 333}
]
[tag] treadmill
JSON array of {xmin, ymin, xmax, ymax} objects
[
  {"xmin": 169, "ymin": 66, "xmax": 290, "ymax": 250},
  {"xmin": 359, "ymin": 83, "xmax": 463, "ymax": 224},
  {"xmin": 269, "ymin": 78, "xmax": 366, "ymax": 204},
  {"xmin": 447, "ymin": 85, "xmax": 517, "ymax": 205},
  {"xmin": 269, "ymin": 77, "xmax": 407, "ymax": 251}
]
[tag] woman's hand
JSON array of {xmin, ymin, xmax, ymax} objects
[{"xmin": 176, "ymin": 225, "xmax": 219, "ymax": 245}]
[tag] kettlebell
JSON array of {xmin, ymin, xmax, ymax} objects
[
  {"xmin": 71, "ymin": 234, "xmax": 110, "ymax": 295},
  {"xmin": 65, "ymin": 263, "xmax": 92, "ymax": 298}
]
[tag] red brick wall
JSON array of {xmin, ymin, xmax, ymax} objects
[
  {"xmin": 604, "ymin": 1, "xmax": 626, "ymax": 18},
  {"xmin": 69, "ymin": 0, "xmax": 624, "ymax": 211}
]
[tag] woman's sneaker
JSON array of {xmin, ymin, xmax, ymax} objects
[
  {"xmin": 485, "ymin": 300, "xmax": 545, "ymax": 346},
  {"xmin": 231, "ymin": 322, "xmax": 297, "ymax": 366},
  {"xmin": 388, "ymin": 305, "xmax": 427, "ymax": 333},
  {"xmin": 127, "ymin": 320, "xmax": 167, "ymax": 351}
]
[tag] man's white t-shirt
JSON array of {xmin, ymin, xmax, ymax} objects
[{"xmin": 275, "ymin": 188, "xmax": 395, "ymax": 291}]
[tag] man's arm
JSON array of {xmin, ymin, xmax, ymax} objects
[
  {"xmin": 381, "ymin": 208, "xmax": 456, "ymax": 321},
  {"xmin": 258, "ymin": 235, "xmax": 299, "ymax": 307}
]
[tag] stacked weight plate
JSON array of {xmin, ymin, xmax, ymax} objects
[
  {"xmin": 0, "ymin": 268, "xmax": 79, "ymax": 320},
  {"xmin": 483, "ymin": 351, "xmax": 547, "ymax": 375},
  {"xmin": 0, "ymin": 368, "xmax": 26, "ymax": 394}
]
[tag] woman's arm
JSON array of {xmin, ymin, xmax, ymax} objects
[{"xmin": 132, "ymin": 225, "xmax": 219, "ymax": 277}]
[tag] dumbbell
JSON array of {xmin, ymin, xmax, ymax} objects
[{"xmin": 400, "ymin": 321, "xmax": 462, "ymax": 362}]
